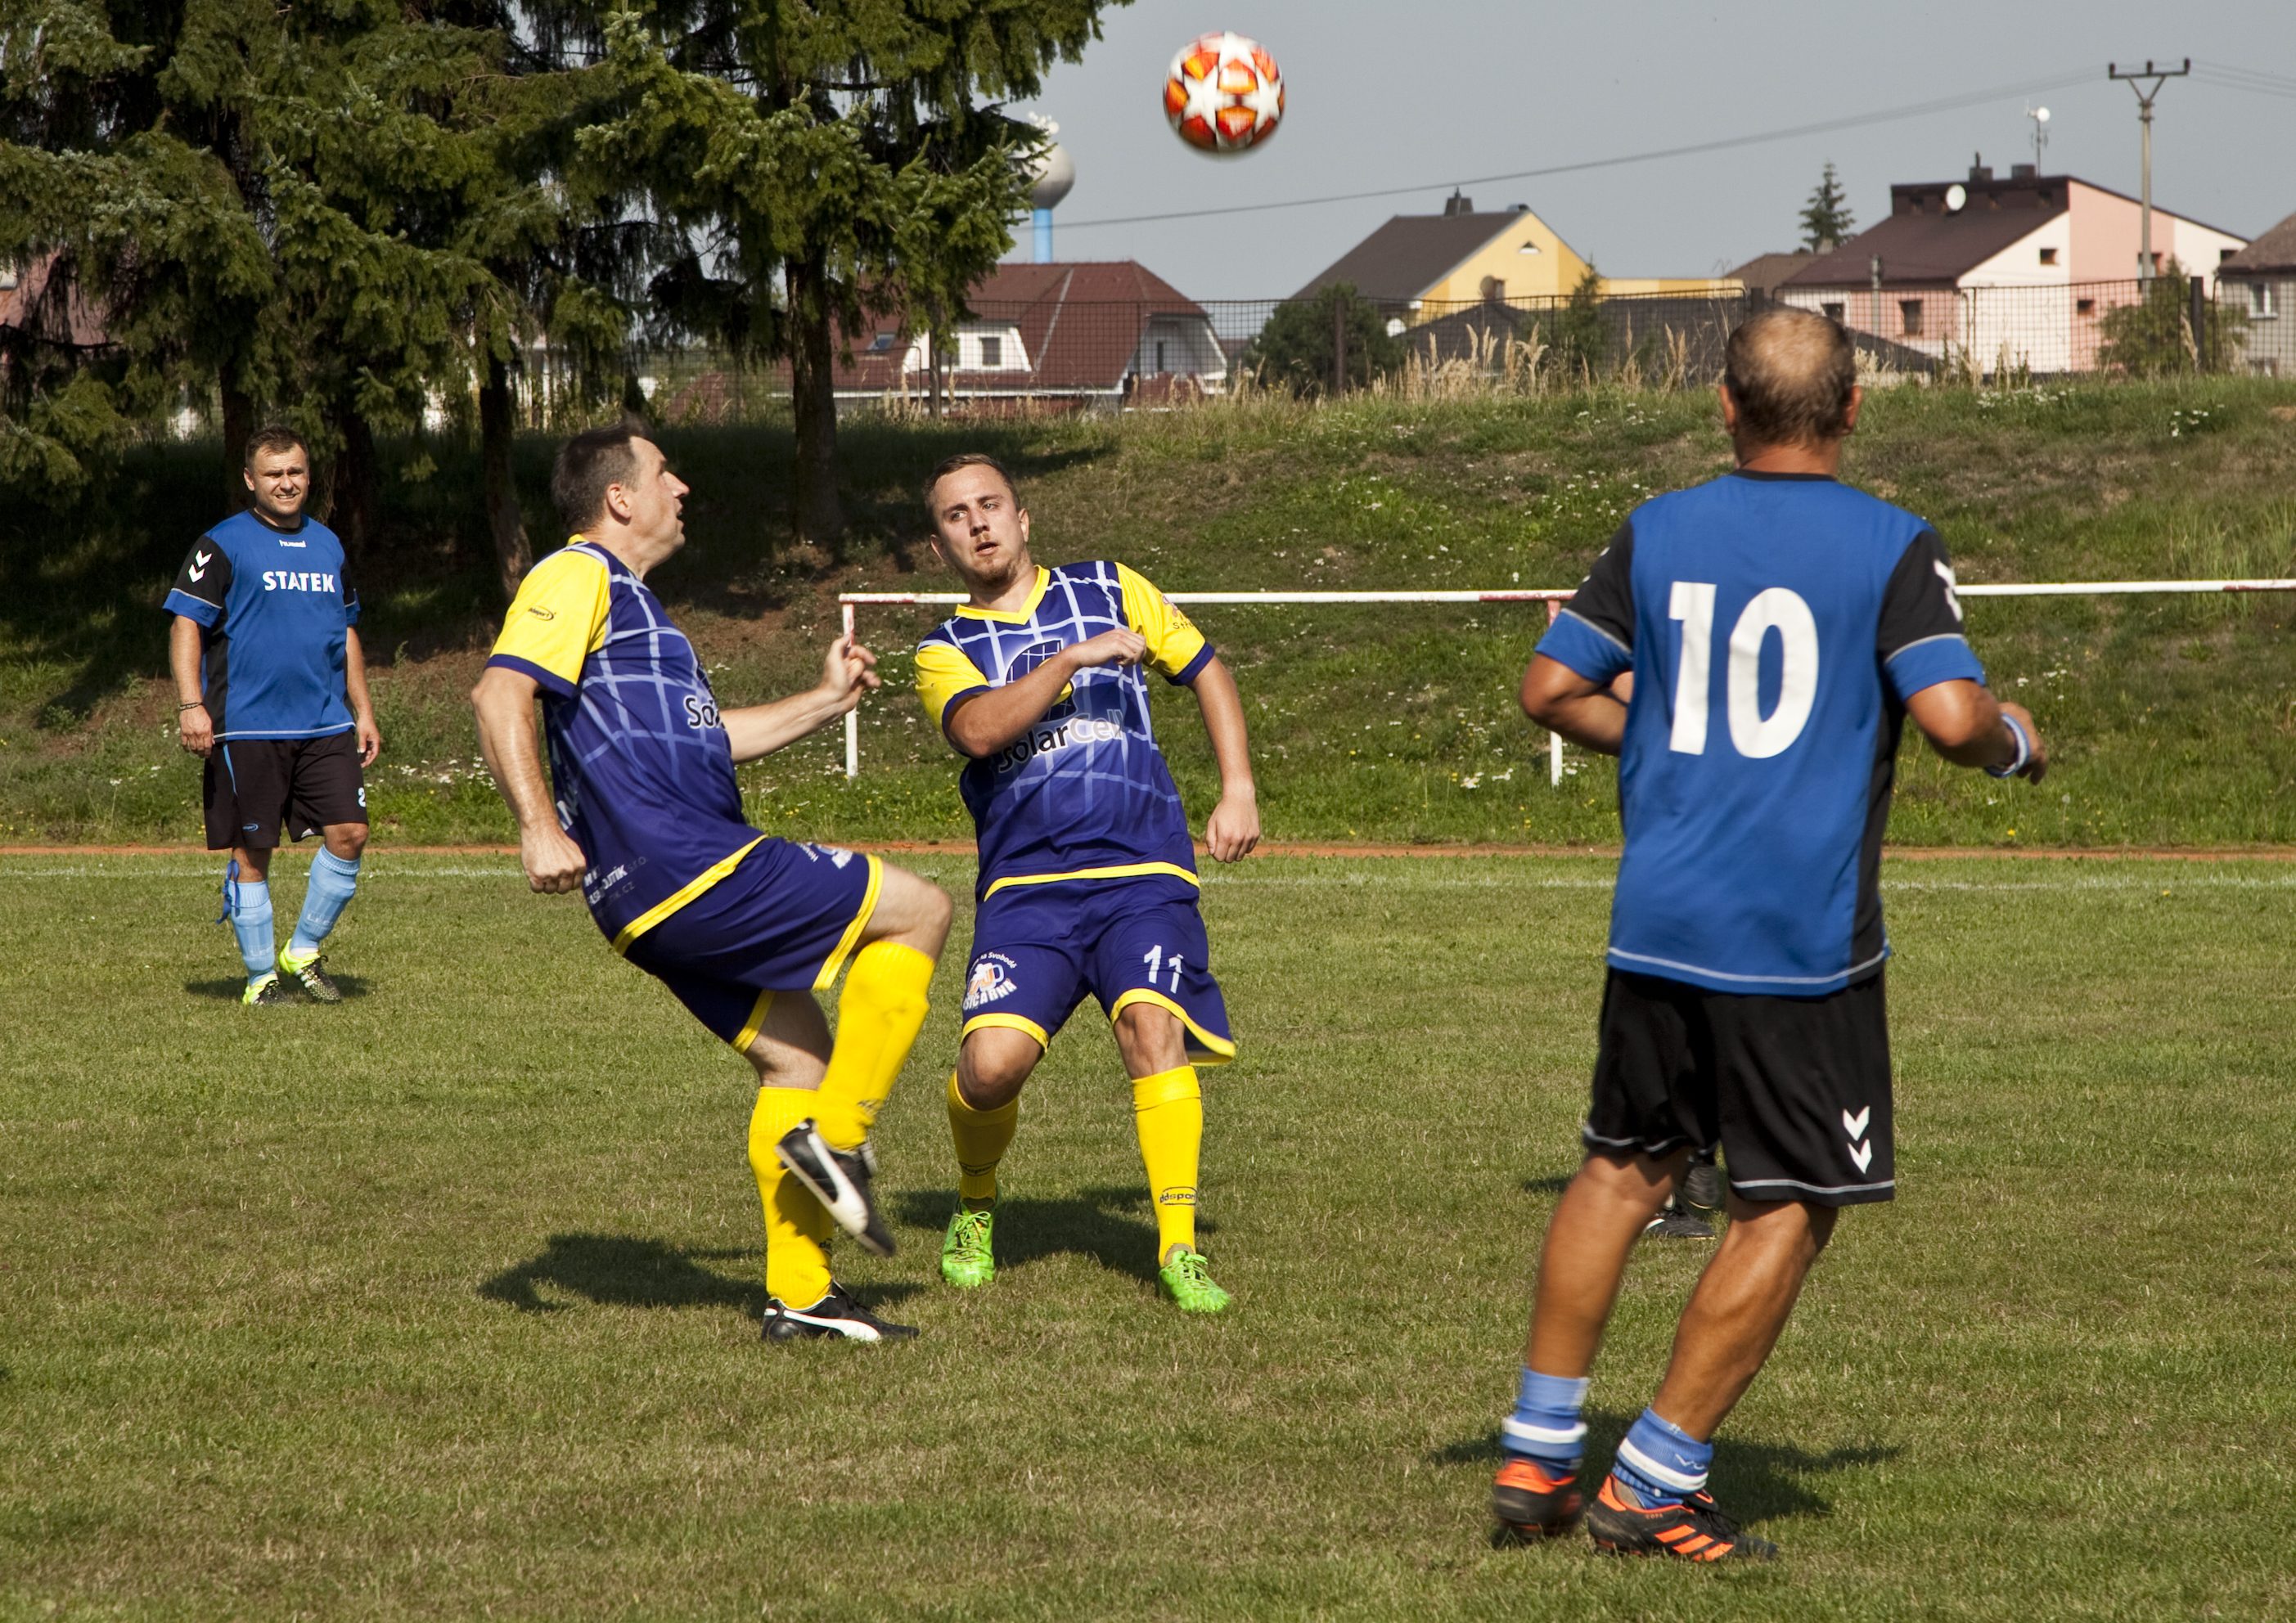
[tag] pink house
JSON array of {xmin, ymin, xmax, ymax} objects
[{"xmin": 1780, "ymin": 163, "xmax": 2247, "ymax": 372}]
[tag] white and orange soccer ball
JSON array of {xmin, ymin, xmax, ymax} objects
[{"xmin": 1163, "ymin": 32, "xmax": 1284, "ymax": 155}]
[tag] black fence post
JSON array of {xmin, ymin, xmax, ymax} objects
[{"xmin": 2188, "ymin": 275, "xmax": 2208, "ymax": 371}]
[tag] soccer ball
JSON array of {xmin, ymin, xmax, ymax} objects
[{"xmin": 1164, "ymin": 32, "xmax": 1284, "ymax": 155}]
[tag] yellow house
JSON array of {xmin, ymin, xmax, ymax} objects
[{"xmin": 1294, "ymin": 192, "xmax": 1736, "ymax": 317}]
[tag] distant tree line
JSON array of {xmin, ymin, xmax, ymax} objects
[{"xmin": 0, "ymin": 1, "xmax": 1125, "ymax": 594}]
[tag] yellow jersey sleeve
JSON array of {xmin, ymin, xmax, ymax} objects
[
  {"xmin": 487, "ymin": 543, "xmax": 611, "ymax": 697},
  {"xmin": 1115, "ymin": 562, "xmax": 1213, "ymax": 683},
  {"xmin": 916, "ymin": 638, "xmax": 993, "ymax": 730}
]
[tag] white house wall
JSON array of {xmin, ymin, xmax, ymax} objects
[
  {"xmin": 1960, "ymin": 215, "xmax": 2071, "ymax": 372},
  {"xmin": 1131, "ymin": 316, "xmax": 1228, "ymax": 386}
]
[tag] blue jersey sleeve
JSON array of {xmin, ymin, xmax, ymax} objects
[
  {"xmin": 164, "ymin": 533, "xmax": 232, "ymax": 627},
  {"xmin": 1878, "ymin": 530, "xmax": 1984, "ymax": 701},
  {"xmin": 1537, "ymin": 522, "xmax": 1634, "ymax": 685}
]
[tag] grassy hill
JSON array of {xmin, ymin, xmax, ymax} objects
[{"xmin": 4, "ymin": 377, "xmax": 2294, "ymax": 847}]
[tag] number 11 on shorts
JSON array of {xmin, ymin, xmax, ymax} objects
[{"xmin": 1143, "ymin": 944, "xmax": 1183, "ymax": 994}]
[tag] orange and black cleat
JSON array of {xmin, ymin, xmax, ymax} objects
[
  {"xmin": 1490, "ymin": 1457, "xmax": 1585, "ymax": 1543},
  {"xmin": 1584, "ymin": 1474, "xmax": 1777, "ymax": 1562}
]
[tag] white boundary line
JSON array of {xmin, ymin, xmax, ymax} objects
[{"xmin": 838, "ymin": 580, "xmax": 2296, "ymax": 783}]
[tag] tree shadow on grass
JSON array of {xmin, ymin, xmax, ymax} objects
[
  {"xmin": 182, "ymin": 973, "xmax": 373, "ymax": 1000},
  {"xmin": 892, "ymin": 1183, "xmax": 1215, "ymax": 1288},
  {"xmin": 477, "ymin": 1231, "xmax": 925, "ymax": 1319},
  {"xmin": 1432, "ymin": 1410, "xmax": 1903, "ymax": 1526}
]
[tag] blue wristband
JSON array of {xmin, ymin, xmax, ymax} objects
[{"xmin": 1986, "ymin": 713, "xmax": 2030, "ymax": 778}]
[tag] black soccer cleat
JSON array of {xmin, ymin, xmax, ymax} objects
[
  {"xmin": 1644, "ymin": 1205, "xmax": 1717, "ymax": 1241},
  {"xmin": 1586, "ymin": 1474, "xmax": 1778, "ymax": 1562},
  {"xmin": 773, "ymin": 1119, "xmax": 895, "ymax": 1257},
  {"xmin": 1681, "ymin": 1159, "xmax": 1722, "ymax": 1216},
  {"xmin": 1491, "ymin": 1457, "xmax": 1585, "ymax": 1543},
  {"xmin": 763, "ymin": 1284, "xmax": 919, "ymax": 1344}
]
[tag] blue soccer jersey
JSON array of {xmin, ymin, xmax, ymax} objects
[
  {"xmin": 1537, "ymin": 470, "xmax": 1985, "ymax": 995},
  {"xmin": 162, "ymin": 509, "xmax": 360, "ymax": 740},
  {"xmin": 915, "ymin": 562, "xmax": 1214, "ymax": 900},
  {"xmin": 486, "ymin": 539, "xmax": 759, "ymax": 947}
]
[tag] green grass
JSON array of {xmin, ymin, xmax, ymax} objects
[
  {"xmin": 2, "ymin": 379, "xmax": 2294, "ymax": 847},
  {"xmin": 4, "ymin": 852, "xmax": 2294, "ymax": 1618}
]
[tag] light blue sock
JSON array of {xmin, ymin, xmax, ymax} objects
[
  {"xmin": 225, "ymin": 874, "xmax": 275, "ymax": 981},
  {"xmin": 1501, "ymin": 1369, "xmax": 1589, "ymax": 1473},
  {"xmin": 288, "ymin": 848, "xmax": 361, "ymax": 957},
  {"xmin": 1611, "ymin": 1406, "xmax": 1713, "ymax": 1508}
]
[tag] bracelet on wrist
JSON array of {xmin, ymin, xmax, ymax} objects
[
  {"xmin": 178, "ymin": 699, "xmax": 205, "ymax": 713},
  {"xmin": 1985, "ymin": 714, "xmax": 2030, "ymax": 778}
]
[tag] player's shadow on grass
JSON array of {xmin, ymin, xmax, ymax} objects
[
  {"xmin": 1519, "ymin": 1173, "xmax": 1576, "ymax": 1197},
  {"xmin": 478, "ymin": 1232, "xmax": 923, "ymax": 1319},
  {"xmin": 182, "ymin": 974, "xmax": 375, "ymax": 1001},
  {"xmin": 892, "ymin": 1185, "xmax": 1202, "ymax": 1286},
  {"xmin": 1432, "ymin": 1413, "xmax": 1901, "ymax": 1526}
]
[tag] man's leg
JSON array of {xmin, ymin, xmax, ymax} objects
[
  {"xmin": 281, "ymin": 820, "xmax": 367, "ymax": 1000},
  {"xmin": 809, "ymin": 863, "xmax": 951, "ymax": 1153},
  {"xmin": 939, "ymin": 1027, "xmax": 1042, "ymax": 1288},
  {"xmin": 223, "ymin": 843, "xmax": 282, "ymax": 1002},
  {"xmin": 1112, "ymin": 1002, "xmax": 1228, "ymax": 1313}
]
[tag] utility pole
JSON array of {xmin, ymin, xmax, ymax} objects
[{"xmin": 2107, "ymin": 59, "xmax": 2189, "ymax": 285}]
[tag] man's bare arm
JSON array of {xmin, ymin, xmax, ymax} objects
[
  {"xmin": 344, "ymin": 627, "xmax": 380, "ymax": 766},
  {"xmin": 944, "ymin": 629, "xmax": 1146, "ymax": 758},
  {"xmin": 1521, "ymin": 654, "xmax": 1629, "ymax": 756},
  {"xmin": 722, "ymin": 636, "xmax": 880, "ymax": 764},
  {"xmin": 470, "ymin": 664, "xmax": 588, "ymax": 892},
  {"xmin": 1904, "ymin": 680, "xmax": 2046, "ymax": 781},
  {"xmin": 170, "ymin": 616, "xmax": 214, "ymax": 757},
  {"xmin": 1188, "ymin": 655, "xmax": 1258, "ymax": 862}
]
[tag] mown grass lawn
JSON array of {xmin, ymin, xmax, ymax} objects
[{"xmin": 4, "ymin": 852, "xmax": 2291, "ymax": 1619}]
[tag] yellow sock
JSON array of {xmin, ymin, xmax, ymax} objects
[
  {"xmin": 816, "ymin": 940, "xmax": 935, "ymax": 1152},
  {"xmin": 947, "ymin": 1070, "xmax": 1019, "ymax": 1205},
  {"xmin": 1132, "ymin": 1065, "xmax": 1203, "ymax": 1261},
  {"xmin": 749, "ymin": 1083, "xmax": 832, "ymax": 1310}
]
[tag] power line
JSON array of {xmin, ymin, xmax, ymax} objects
[
  {"xmin": 2191, "ymin": 59, "xmax": 2296, "ymax": 93},
  {"xmin": 1060, "ymin": 65, "xmax": 2101, "ymax": 231}
]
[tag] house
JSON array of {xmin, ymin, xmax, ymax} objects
[
  {"xmin": 1292, "ymin": 193, "xmax": 1734, "ymax": 320},
  {"xmin": 0, "ymin": 254, "xmax": 110, "ymax": 352},
  {"xmin": 1777, "ymin": 163, "xmax": 2248, "ymax": 373},
  {"xmin": 1727, "ymin": 250, "xmax": 1819, "ymax": 299},
  {"xmin": 831, "ymin": 261, "xmax": 1225, "ymax": 409},
  {"xmin": 2219, "ymin": 210, "xmax": 2296, "ymax": 377}
]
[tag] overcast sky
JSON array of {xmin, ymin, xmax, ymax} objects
[{"xmin": 1011, "ymin": 0, "xmax": 2296, "ymax": 300}]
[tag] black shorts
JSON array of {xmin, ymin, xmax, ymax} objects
[
  {"xmin": 1582, "ymin": 969, "xmax": 1894, "ymax": 1207},
  {"xmin": 204, "ymin": 731, "xmax": 367, "ymax": 850}
]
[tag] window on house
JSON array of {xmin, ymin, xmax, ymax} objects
[
  {"xmin": 2150, "ymin": 252, "xmax": 2163, "ymax": 272},
  {"xmin": 1480, "ymin": 275, "xmax": 1506, "ymax": 302},
  {"xmin": 2076, "ymin": 298, "xmax": 2097, "ymax": 316},
  {"xmin": 867, "ymin": 331, "xmax": 897, "ymax": 353},
  {"xmin": 2249, "ymin": 282, "xmax": 2276, "ymax": 319},
  {"xmin": 1821, "ymin": 302, "xmax": 1846, "ymax": 322},
  {"xmin": 978, "ymin": 335, "xmax": 1002, "ymax": 367},
  {"xmin": 1900, "ymin": 299, "xmax": 1924, "ymax": 336},
  {"xmin": 2038, "ymin": 247, "xmax": 2058, "ymax": 266},
  {"xmin": 1155, "ymin": 339, "xmax": 1168, "ymax": 373}
]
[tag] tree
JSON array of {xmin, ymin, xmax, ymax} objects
[
  {"xmin": 1240, "ymin": 284, "xmax": 1404, "ymax": 396},
  {"xmin": 1799, "ymin": 162, "xmax": 1855, "ymax": 254},
  {"xmin": 538, "ymin": 2, "xmax": 1128, "ymax": 548},
  {"xmin": 1545, "ymin": 263, "xmax": 1609, "ymax": 380},
  {"xmin": 2098, "ymin": 259, "xmax": 2249, "ymax": 377}
]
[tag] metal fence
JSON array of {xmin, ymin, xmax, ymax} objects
[{"xmin": 610, "ymin": 277, "xmax": 2265, "ymax": 424}]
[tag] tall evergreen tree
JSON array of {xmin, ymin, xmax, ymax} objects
[
  {"xmin": 538, "ymin": 1, "xmax": 1128, "ymax": 546},
  {"xmin": 1799, "ymin": 161, "xmax": 1855, "ymax": 254}
]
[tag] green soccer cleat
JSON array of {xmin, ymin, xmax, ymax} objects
[
  {"xmin": 940, "ymin": 1202, "xmax": 997, "ymax": 1289},
  {"xmin": 1157, "ymin": 1245, "xmax": 1231, "ymax": 1315},
  {"xmin": 242, "ymin": 973, "xmax": 290, "ymax": 1007},
  {"xmin": 277, "ymin": 946, "xmax": 343, "ymax": 1003}
]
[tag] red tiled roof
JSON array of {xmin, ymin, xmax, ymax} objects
[
  {"xmin": 833, "ymin": 261, "xmax": 1213, "ymax": 393},
  {"xmin": 2222, "ymin": 210, "xmax": 2296, "ymax": 275}
]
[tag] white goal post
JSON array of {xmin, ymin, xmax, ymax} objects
[{"xmin": 836, "ymin": 580, "xmax": 2296, "ymax": 785}]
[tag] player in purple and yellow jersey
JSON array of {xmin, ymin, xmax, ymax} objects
[
  {"xmin": 915, "ymin": 453, "xmax": 1258, "ymax": 1314},
  {"xmin": 166, "ymin": 425, "xmax": 380, "ymax": 1006},
  {"xmin": 472, "ymin": 422, "xmax": 952, "ymax": 1345}
]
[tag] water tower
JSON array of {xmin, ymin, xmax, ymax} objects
[{"xmin": 1026, "ymin": 118, "xmax": 1074, "ymax": 263}]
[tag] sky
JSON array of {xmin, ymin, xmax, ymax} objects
[{"xmin": 1010, "ymin": 0, "xmax": 2296, "ymax": 300}]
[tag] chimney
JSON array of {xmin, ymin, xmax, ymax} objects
[
  {"xmin": 1969, "ymin": 152, "xmax": 1992, "ymax": 183},
  {"xmin": 2010, "ymin": 163, "xmax": 2037, "ymax": 180},
  {"xmin": 1443, "ymin": 190, "xmax": 1473, "ymax": 217}
]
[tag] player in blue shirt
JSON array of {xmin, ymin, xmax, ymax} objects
[
  {"xmin": 166, "ymin": 426, "xmax": 380, "ymax": 1006},
  {"xmin": 914, "ymin": 453, "xmax": 1260, "ymax": 1314},
  {"xmin": 471, "ymin": 422, "xmax": 952, "ymax": 1344},
  {"xmin": 1488, "ymin": 310, "xmax": 2046, "ymax": 1561}
]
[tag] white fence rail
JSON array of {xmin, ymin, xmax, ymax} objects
[{"xmin": 838, "ymin": 580, "xmax": 2296, "ymax": 784}]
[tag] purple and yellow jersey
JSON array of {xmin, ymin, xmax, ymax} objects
[
  {"xmin": 916, "ymin": 561, "xmax": 1214, "ymax": 901},
  {"xmin": 486, "ymin": 539, "xmax": 758, "ymax": 949}
]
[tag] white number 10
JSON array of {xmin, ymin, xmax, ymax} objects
[{"xmin": 1667, "ymin": 582, "xmax": 1821, "ymax": 760}]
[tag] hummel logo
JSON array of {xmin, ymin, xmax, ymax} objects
[
  {"xmin": 1841, "ymin": 1107, "xmax": 1871, "ymax": 1139},
  {"xmin": 1848, "ymin": 1140, "xmax": 1875, "ymax": 1173},
  {"xmin": 188, "ymin": 549, "xmax": 213, "ymax": 582},
  {"xmin": 1933, "ymin": 559, "xmax": 1965, "ymax": 623}
]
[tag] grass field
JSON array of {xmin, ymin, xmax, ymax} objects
[
  {"xmin": 5, "ymin": 851, "xmax": 2293, "ymax": 1620},
  {"xmin": 6, "ymin": 379, "xmax": 2294, "ymax": 847}
]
